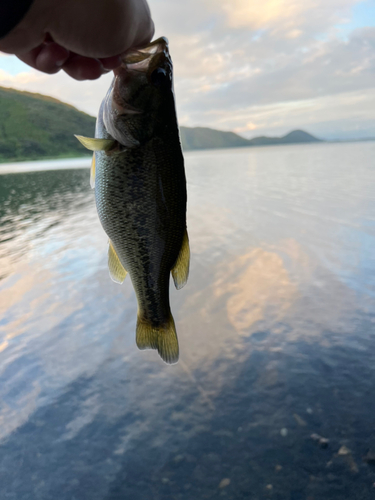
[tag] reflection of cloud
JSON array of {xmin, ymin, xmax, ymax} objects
[
  {"xmin": 177, "ymin": 243, "xmax": 302, "ymax": 374},
  {"xmin": 0, "ymin": 381, "xmax": 41, "ymax": 441},
  {"xmin": 0, "ymin": 340, "xmax": 8, "ymax": 353},
  {"xmin": 266, "ymin": 238, "xmax": 361, "ymax": 339},
  {"xmin": 178, "ymin": 234, "xmax": 362, "ymax": 389},
  {"xmin": 215, "ymin": 248, "xmax": 297, "ymax": 332},
  {"xmin": 188, "ymin": 205, "xmax": 236, "ymax": 255}
]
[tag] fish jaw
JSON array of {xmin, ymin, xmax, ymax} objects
[
  {"xmin": 102, "ymin": 38, "xmax": 175, "ymax": 147},
  {"xmin": 118, "ymin": 37, "xmax": 171, "ymax": 74}
]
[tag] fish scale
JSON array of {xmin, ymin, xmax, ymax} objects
[
  {"xmin": 75, "ymin": 37, "xmax": 189, "ymax": 364},
  {"xmin": 96, "ymin": 138, "xmax": 185, "ymax": 323}
]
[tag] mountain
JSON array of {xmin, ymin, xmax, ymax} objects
[
  {"xmin": 0, "ymin": 86, "xmax": 322, "ymax": 162},
  {"xmin": 179, "ymin": 126, "xmax": 250, "ymax": 150},
  {"xmin": 0, "ymin": 87, "xmax": 95, "ymax": 162},
  {"xmin": 179, "ymin": 127, "xmax": 322, "ymax": 150}
]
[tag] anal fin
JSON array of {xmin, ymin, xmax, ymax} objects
[
  {"xmin": 108, "ymin": 240, "xmax": 127, "ymax": 284},
  {"xmin": 136, "ymin": 314, "xmax": 179, "ymax": 364},
  {"xmin": 171, "ymin": 229, "xmax": 190, "ymax": 290}
]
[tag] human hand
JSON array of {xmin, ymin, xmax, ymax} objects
[{"xmin": 0, "ymin": 0, "xmax": 154, "ymax": 80}]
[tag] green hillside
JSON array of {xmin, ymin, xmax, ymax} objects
[
  {"xmin": 0, "ymin": 87, "xmax": 95, "ymax": 162},
  {"xmin": 0, "ymin": 86, "xmax": 322, "ymax": 162}
]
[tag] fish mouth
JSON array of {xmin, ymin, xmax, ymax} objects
[
  {"xmin": 107, "ymin": 37, "xmax": 172, "ymax": 127},
  {"xmin": 116, "ymin": 37, "xmax": 171, "ymax": 76}
]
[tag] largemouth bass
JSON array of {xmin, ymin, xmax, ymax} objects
[{"xmin": 76, "ymin": 37, "xmax": 189, "ymax": 364}]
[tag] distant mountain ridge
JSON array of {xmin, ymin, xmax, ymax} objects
[
  {"xmin": 0, "ymin": 86, "xmax": 322, "ymax": 162},
  {"xmin": 179, "ymin": 127, "xmax": 321, "ymax": 150}
]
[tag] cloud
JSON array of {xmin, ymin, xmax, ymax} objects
[
  {"xmin": 212, "ymin": 88, "xmax": 375, "ymax": 139},
  {"xmin": 0, "ymin": 67, "xmax": 112, "ymax": 116},
  {"xmin": 217, "ymin": 0, "xmax": 360, "ymax": 35},
  {"xmin": 0, "ymin": 69, "xmax": 42, "ymax": 85},
  {"xmin": 0, "ymin": 0, "xmax": 373, "ymax": 138},
  {"xmin": 149, "ymin": 0, "xmax": 375, "ymax": 137}
]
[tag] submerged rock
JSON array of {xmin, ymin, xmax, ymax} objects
[
  {"xmin": 293, "ymin": 413, "xmax": 307, "ymax": 426},
  {"xmin": 338, "ymin": 446, "xmax": 350, "ymax": 456},
  {"xmin": 363, "ymin": 450, "xmax": 375, "ymax": 465},
  {"xmin": 311, "ymin": 433, "xmax": 329, "ymax": 448},
  {"xmin": 336, "ymin": 446, "xmax": 358, "ymax": 473}
]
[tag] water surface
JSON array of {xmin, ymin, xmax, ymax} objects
[{"xmin": 1, "ymin": 142, "xmax": 375, "ymax": 499}]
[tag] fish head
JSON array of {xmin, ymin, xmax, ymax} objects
[{"xmin": 102, "ymin": 37, "xmax": 175, "ymax": 147}]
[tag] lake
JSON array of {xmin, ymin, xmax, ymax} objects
[{"xmin": 1, "ymin": 141, "xmax": 375, "ymax": 499}]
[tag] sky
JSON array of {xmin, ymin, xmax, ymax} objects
[{"xmin": 0, "ymin": 0, "xmax": 375, "ymax": 140}]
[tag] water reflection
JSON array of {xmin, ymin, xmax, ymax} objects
[
  {"xmin": 1, "ymin": 143, "xmax": 375, "ymax": 499},
  {"xmin": 216, "ymin": 248, "xmax": 298, "ymax": 332},
  {"xmin": 0, "ymin": 169, "xmax": 96, "ymax": 281}
]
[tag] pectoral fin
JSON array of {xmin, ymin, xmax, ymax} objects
[
  {"xmin": 75, "ymin": 135, "xmax": 116, "ymax": 151},
  {"xmin": 108, "ymin": 240, "xmax": 127, "ymax": 284},
  {"xmin": 171, "ymin": 229, "xmax": 190, "ymax": 290},
  {"xmin": 90, "ymin": 153, "xmax": 95, "ymax": 189}
]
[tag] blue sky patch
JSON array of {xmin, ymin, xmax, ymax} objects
[
  {"xmin": 0, "ymin": 56, "xmax": 31, "ymax": 76},
  {"xmin": 336, "ymin": 0, "xmax": 375, "ymax": 39}
]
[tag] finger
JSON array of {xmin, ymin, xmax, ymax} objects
[
  {"xmin": 131, "ymin": 0, "xmax": 155, "ymax": 49},
  {"xmin": 62, "ymin": 54, "xmax": 104, "ymax": 81},
  {"xmin": 99, "ymin": 55, "xmax": 122, "ymax": 71},
  {"xmin": 36, "ymin": 43, "xmax": 70, "ymax": 73},
  {"xmin": 135, "ymin": 17, "xmax": 155, "ymax": 49},
  {"xmin": 16, "ymin": 45, "xmax": 44, "ymax": 70},
  {"xmin": 16, "ymin": 42, "xmax": 69, "ymax": 74}
]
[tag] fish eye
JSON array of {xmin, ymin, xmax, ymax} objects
[{"xmin": 150, "ymin": 68, "xmax": 170, "ymax": 87}]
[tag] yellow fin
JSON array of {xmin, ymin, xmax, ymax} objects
[
  {"xmin": 75, "ymin": 135, "xmax": 115, "ymax": 151},
  {"xmin": 136, "ymin": 314, "xmax": 179, "ymax": 364},
  {"xmin": 108, "ymin": 241, "xmax": 127, "ymax": 284},
  {"xmin": 171, "ymin": 229, "xmax": 190, "ymax": 290},
  {"xmin": 90, "ymin": 153, "xmax": 95, "ymax": 189}
]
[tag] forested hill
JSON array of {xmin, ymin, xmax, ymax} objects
[
  {"xmin": 0, "ymin": 86, "xmax": 321, "ymax": 162},
  {"xmin": 0, "ymin": 87, "xmax": 96, "ymax": 162}
]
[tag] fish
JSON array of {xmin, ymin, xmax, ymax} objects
[{"xmin": 75, "ymin": 37, "xmax": 189, "ymax": 364}]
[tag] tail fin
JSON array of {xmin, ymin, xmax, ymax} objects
[{"xmin": 136, "ymin": 314, "xmax": 179, "ymax": 364}]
